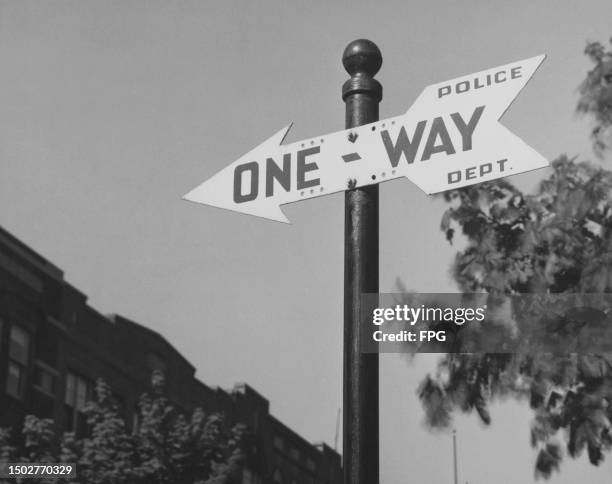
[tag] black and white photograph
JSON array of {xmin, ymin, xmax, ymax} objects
[{"xmin": 1, "ymin": 1, "xmax": 612, "ymax": 483}]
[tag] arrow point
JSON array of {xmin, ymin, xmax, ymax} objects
[
  {"xmin": 525, "ymin": 53, "xmax": 547, "ymax": 76},
  {"xmin": 183, "ymin": 180, "xmax": 291, "ymax": 224},
  {"xmin": 263, "ymin": 205, "xmax": 291, "ymax": 224},
  {"xmin": 234, "ymin": 199, "xmax": 290, "ymax": 223},
  {"xmin": 264, "ymin": 123, "xmax": 293, "ymax": 150},
  {"xmin": 229, "ymin": 122, "xmax": 294, "ymax": 168},
  {"xmin": 182, "ymin": 122, "xmax": 295, "ymax": 221}
]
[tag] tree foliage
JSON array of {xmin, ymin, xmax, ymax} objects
[
  {"xmin": 0, "ymin": 372, "xmax": 245, "ymax": 484},
  {"xmin": 578, "ymin": 38, "xmax": 612, "ymax": 156},
  {"xmin": 417, "ymin": 40, "xmax": 612, "ymax": 480}
]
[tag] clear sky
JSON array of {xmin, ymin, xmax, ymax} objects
[{"xmin": 1, "ymin": 1, "xmax": 611, "ymax": 482}]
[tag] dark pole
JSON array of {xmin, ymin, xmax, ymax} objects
[
  {"xmin": 453, "ymin": 430, "xmax": 458, "ymax": 484},
  {"xmin": 342, "ymin": 39, "xmax": 382, "ymax": 484}
]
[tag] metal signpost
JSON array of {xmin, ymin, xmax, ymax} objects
[
  {"xmin": 183, "ymin": 40, "xmax": 548, "ymax": 484},
  {"xmin": 342, "ymin": 40, "xmax": 381, "ymax": 484}
]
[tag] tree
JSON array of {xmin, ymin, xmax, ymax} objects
[
  {"xmin": 127, "ymin": 371, "xmax": 245, "ymax": 484},
  {"xmin": 0, "ymin": 415, "xmax": 57, "ymax": 484},
  {"xmin": 578, "ymin": 38, "xmax": 612, "ymax": 156},
  {"xmin": 0, "ymin": 372, "xmax": 246, "ymax": 484},
  {"xmin": 416, "ymin": 39, "xmax": 612, "ymax": 479},
  {"xmin": 59, "ymin": 378, "xmax": 138, "ymax": 484}
]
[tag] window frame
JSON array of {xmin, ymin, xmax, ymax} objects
[
  {"xmin": 64, "ymin": 371, "xmax": 92, "ymax": 433},
  {"xmin": 33, "ymin": 360, "xmax": 59, "ymax": 397},
  {"xmin": 5, "ymin": 324, "xmax": 31, "ymax": 400},
  {"xmin": 272, "ymin": 469, "xmax": 283, "ymax": 484}
]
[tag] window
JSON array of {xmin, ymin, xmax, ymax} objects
[
  {"xmin": 6, "ymin": 325, "xmax": 30, "ymax": 399},
  {"xmin": 9, "ymin": 325, "xmax": 29, "ymax": 363},
  {"xmin": 146, "ymin": 352, "xmax": 166, "ymax": 375},
  {"xmin": 65, "ymin": 372, "xmax": 90, "ymax": 410},
  {"xmin": 272, "ymin": 469, "xmax": 283, "ymax": 484},
  {"xmin": 242, "ymin": 468, "xmax": 261, "ymax": 484},
  {"xmin": 33, "ymin": 362, "xmax": 58, "ymax": 397},
  {"xmin": 290, "ymin": 447, "xmax": 300, "ymax": 461},
  {"xmin": 64, "ymin": 372, "xmax": 91, "ymax": 434},
  {"xmin": 132, "ymin": 410, "xmax": 140, "ymax": 434},
  {"xmin": 306, "ymin": 458, "xmax": 316, "ymax": 473},
  {"xmin": 6, "ymin": 362, "xmax": 24, "ymax": 398},
  {"xmin": 273, "ymin": 435, "xmax": 284, "ymax": 450}
]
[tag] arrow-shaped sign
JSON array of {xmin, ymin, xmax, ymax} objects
[{"xmin": 184, "ymin": 55, "xmax": 548, "ymax": 223}]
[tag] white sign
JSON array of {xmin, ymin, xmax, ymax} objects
[{"xmin": 184, "ymin": 55, "xmax": 548, "ymax": 223}]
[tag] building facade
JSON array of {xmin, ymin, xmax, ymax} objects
[{"xmin": 0, "ymin": 225, "xmax": 342, "ymax": 484}]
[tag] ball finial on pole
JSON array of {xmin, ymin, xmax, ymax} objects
[
  {"xmin": 342, "ymin": 39, "xmax": 383, "ymax": 102},
  {"xmin": 342, "ymin": 39, "xmax": 382, "ymax": 77}
]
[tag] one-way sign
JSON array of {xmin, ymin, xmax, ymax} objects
[{"xmin": 183, "ymin": 55, "xmax": 548, "ymax": 223}]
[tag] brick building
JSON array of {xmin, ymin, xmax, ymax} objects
[{"xmin": 0, "ymin": 225, "xmax": 342, "ymax": 484}]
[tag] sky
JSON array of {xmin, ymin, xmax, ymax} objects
[{"xmin": 1, "ymin": 1, "xmax": 612, "ymax": 482}]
